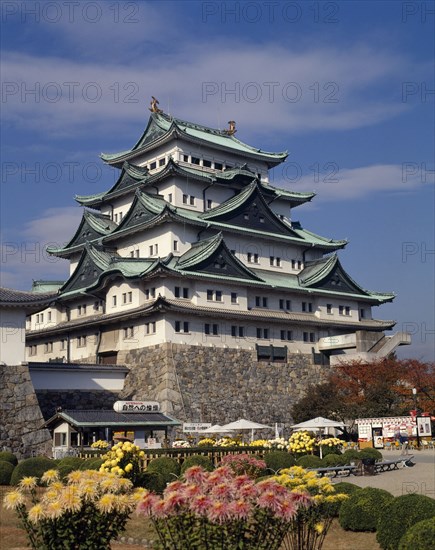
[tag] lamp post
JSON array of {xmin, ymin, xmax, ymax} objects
[{"xmin": 412, "ymin": 388, "xmax": 421, "ymax": 449}]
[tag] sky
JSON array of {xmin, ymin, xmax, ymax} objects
[{"xmin": 1, "ymin": 0, "xmax": 434, "ymax": 361}]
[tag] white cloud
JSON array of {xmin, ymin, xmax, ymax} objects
[
  {"xmin": 277, "ymin": 164, "xmax": 434, "ymax": 202},
  {"xmin": 1, "ymin": 207, "xmax": 82, "ymax": 290},
  {"xmin": 1, "ymin": 42, "xmax": 422, "ymax": 137}
]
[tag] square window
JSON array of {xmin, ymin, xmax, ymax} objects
[
  {"xmin": 174, "ymin": 286, "xmax": 180, "ymax": 298},
  {"xmin": 239, "ymin": 326, "xmax": 244, "ymax": 337},
  {"xmin": 150, "ymin": 162, "xmax": 156, "ymax": 170},
  {"xmin": 183, "ymin": 194, "xmax": 188, "ymax": 204},
  {"xmin": 255, "ymin": 296, "xmax": 261, "ymax": 307},
  {"xmin": 168, "ymin": 193, "xmax": 173, "ymax": 203},
  {"xmin": 345, "ymin": 306, "xmax": 351, "ymax": 316},
  {"xmin": 339, "ymin": 306, "xmax": 344, "ymax": 315},
  {"xmin": 189, "ymin": 196, "xmax": 195, "ymax": 206},
  {"xmin": 159, "ymin": 158, "xmax": 166, "ymax": 167},
  {"xmin": 207, "ymin": 289, "xmax": 213, "ymax": 301},
  {"xmin": 262, "ymin": 297, "xmax": 268, "ymax": 308},
  {"xmin": 212, "ymin": 324, "xmax": 219, "ymax": 335},
  {"xmin": 191, "ymin": 157, "xmax": 200, "ymax": 165},
  {"xmin": 291, "ymin": 260, "xmax": 296, "ymax": 269},
  {"xmin": 183, "ymin": 322, "xmax": 189, "ymax": 333},
  {"xmin": 215, "ymin": 290, "xmax": 222, "ymax": 302},
  {"xmin": 183, "ymin": 288, "xmax": 189, "ymax": 299},
  {"xmin": 276, "ymin": 257, "xmax": 281, "ymax": 267},
  {"xmin": 183, "ymin": 154, "xmax": 189, "ymax": 162},
  {"xmin": 231, "ymin": 292, "xmax": 238, "ymax": 304},
  {"xmin": 203, "ymin": 159, "xmax": 212, "ymax": 168},
  {"xmin": 214, "ymin": 162, "xmax": 223, "ymax": 170},
  {"xmin": 231, "ymin": 325, "xmax": 237, "ymax": 337},
  {"xmin": 256, "ymin": 328, "xmax": 262, "ymax": 339},
  {"xmin": 327, "ymin": 304, "xmax": 332, "ymax": 314},
  {"xmin": 205, "ymin": 323, "xmax": 210, "ymax": 335}
]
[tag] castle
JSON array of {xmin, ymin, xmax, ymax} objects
[{"xmin": 25, "ymin": 100, "xmax": 409, "ymax": 425}]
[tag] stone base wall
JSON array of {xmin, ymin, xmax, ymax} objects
[
  {"xmin": 0, "ymin": 365, "xmax": 52, "ymax": 458},
  {"xmin": 120, "ymin": 344, "xmax": 332, "ymax": 429},
  {"xmin": 35, "ymin": 390, "xmax": 121, "ymax": 421}
]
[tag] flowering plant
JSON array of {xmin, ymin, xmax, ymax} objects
[
  {"xmin": 197, "ymin": 437, "xmax": 216, "ymax": 447},
  {"xmin": 288, "ymin": 432, "xmax": 316, "ymax": 454},
  {"xmin": 249, "ymin": 439, "xmax": 269, "ymax": 447},
  {"xmin": 137, "ymin": 465, "xmax": 311, "ymax": 549},
  {"xmin": 91, "ymin": 439, "xmax": 109, "ymax": 450},
  {"xmin": 172, "ymin": 440, "xmax": 191, "ymax": 448},
  {"xmin": 318, "ymin": 437, "xmax": 343, "ymax": 448},
  {"xmin": 274, "ymin": 466, "xmax": 348, "ymax": 550},
  {"xmin": 264, "ymin": 437, "xmax": 290, "ymax": 450},
  {"xmin": 220, "ymin": 453, "xmax": 266, "ymax": 479},
  {"xmin": 100, "ymin": 441, "xmax": 145, "ymax": 485},
  {"xmin": 215, "ymin": 436, "xmax": 241, "ymax": 447},
  {"xmin": 3, "ymin": 469, "xmax": 145, "ymax": 550}
]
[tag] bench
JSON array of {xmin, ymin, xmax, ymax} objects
[
  {"xmin": 307, "ymin": 465, "xmax": 358, "ymax": 478},
  {"xmin": 374, "ymin": 455, "xmax": 415, "ymax": 473}
]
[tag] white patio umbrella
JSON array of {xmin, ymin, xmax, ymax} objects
[
  {"xmin": 200, "ymin": 424, "xmax": 226, "ymax": 434},
  {"xmin": 291, "ymin": 417, "xmax": 347, "ymax": 458},
  {"xmin": 220, "ymin": 418, "xmax": 272, "ymax": 443}
]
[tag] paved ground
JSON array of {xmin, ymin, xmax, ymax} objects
[{"xmin": 331, "ymin": 449, "xmax": 435, "ymax": 497}]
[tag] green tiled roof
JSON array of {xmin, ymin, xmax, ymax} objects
[{"xmin": 101, "ymin": 112, "xmax": 288, "ymax": 167}]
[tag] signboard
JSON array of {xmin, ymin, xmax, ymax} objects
[
  {"xmin": 183, "ymin": 423, "xmax": 212, "ymax": 433},
  {"xmin": 113, "ymin": 401, "xmax": 160, "ymax": 413}
]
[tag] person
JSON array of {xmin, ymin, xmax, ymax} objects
[{"xmin": 399, "ymin": 434, "xmax": 409, "ymax": 455}]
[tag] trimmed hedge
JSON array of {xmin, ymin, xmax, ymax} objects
[
  {"xmin": 0, "ymin": 451, "xmax": 18, "ymax": 466},
  {"xmin": 339, "ymin": 450, "xmax": 361, "ymax": 464},
  {"xmin": 297, "ymin": 455, "xmax": 322, "ymax": 469},
  {"xmin": 333, "ymin": 482, "xmax": 362, "ymax": 497},
  {"xmin": 264, "ymin": 451, "xmax": 295, "ymax": 473},
  {"xmin": 10, "ymin": 457, "xmax": 55, "ymax": 485},
  {"xmin": 321, "ymin": 453, "xmax": 342, "ymax": 466},
  {"xmin": 56, "ymin": 457, "xmax": 85, "ymax": 479},
  {"xmin": 377, "ymin": 494, "xmax": 435, "ymax": 550},
  {"xmin": 78, "ymin": 458, "xmax": 104, "ymax": 471},
  {"xmin": 0, "ymin": 460, "xmax": 15, "ymax": 485},
  {"xmin": 181, "ymin": 455, "xmax": 214, "ymax": 475},
  {"xmin": 136, "ymin": 471, "xmax": 166, "ymax": 494},
  {"xmin": 398, "ymin": 517, "xmax": 435, "ymax": 550},
  {"xmin": 147, "ymin": 457, "xmax": 181, "ymax": 490},
  {"xmin": 358, "ymin": 448, "xmax": 383, "ymax": 461},
  {"xmin": 339, "ymin": 487, "xmax": 394, "ymax": 532}
]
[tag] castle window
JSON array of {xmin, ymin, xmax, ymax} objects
[
  {"xmin": 302, "ymin": 302, "xmax": 313, "ymax": 313},
  {"xmin": 135, "ymin": 249, "xmax": 140, "ymax": 258},
  {"xmin": 145, "ymin": 322, "xmax": 156, "ymax": 334},
  {"xmin": 159, "ymin": 158, "xmax": 166, "ymax": 167},
  {"xmin": 203, "ymin": 159, "xmax": 212, "ymax": 168},
  {"xmin": 326, "ymin": 304, "xmax": 333, "ymax": 314},
  {"xmin": 150, "ymin": 162, "xmax": 156, "ymax": 170},
  {"xmin": 60, "ymin": 340, "xmax": 66, "ymax": 350},
  {"xmin": 247, "ymin": 252, "xmax": 259, "ymax": 264},
  {"xmin": 207, "ymin": 289, "xmax": 222, "ymax": 302},
  {"xmin": 130, "ymin": 250, "xmax": 134, "ymax": 257},
  {"xmin": 144, "ymin": 288, "xmax": 156, "ymax": 300},
  {"xmin": 191, "ymin": 156, "xmax": 200, "ymax": 165},
  {"xmin": 77, "ymin": 336, "xmax": 87, "ymax": 347},
  {"xmin": 44, "ymin": 342, "xmax": 53, "ymax": 353},
  {"xmin": 214, "ymin": 162, "xmax": 223, "ymax": 170},
  {"xmin": 175, "ymin": 287, "xmax": 189, "ymax": 299},
  {"xmin": 255, "ymin": 296, "xmax": 268, "ymax": 308},
  {"xmin": 168, "ymin": 193, "xmax": 173, "ymax": 203},
  {"xmin": 183, "ymin": 154, "xmax": 189, "ymax": 162},
  {"xmin": 149, "ymin": 243, "xmax": 158, "ymax": 255},
  {"xmin": 231, "ymin": 325, "xmax": 245, "ymax": 337},
  {"xmin": 345, "ymin": 306, "xmax": 351, "ymax": 316},
  {"xmin": 29, "ymin": 345, "xmax": 37, "ymax": 356},
  {"xmin": 280, "ymin": 330, "xmax": 293, "ymax": 341},
  {"xmin": 231, "ymin": 292, "xmax": 238, "ymax": 304},
  {"xmin": 279, "ymin": 299, "xmax": 291, "ymax": 310},
  {"xmin": 175, "ymin": 321, "xmax": 189, "ymax": 333},
  {"xmin": 360, "ymin": 308, "xmax": 365, "ymax": 319},
  {"xmin": 270, "ymin": 256, "xmax": 282, "ymax": 267},
  {"xmin": 303, "ymin": 332, "xmax": 316, "ymax": 343},
  {"xmin": 339, "ymin": 305, "xmax": 344, "ymax": 315},
  {"xmin": 47, "ymin": 311, "xmax": 52, "ymax": 321},
  {"xmin": 123, "ymin": 326, "xmax": 134, "ymax": 339},
  {"xmin": 204, "ymin": 323, "xmax": 219, "ymax": 336},
  {"xmin": 256, "ymin": 327, "xmax": 269, "ymax": 339},
  {"xmin": 207, "ymin": 199, "xmax": 213, "ymax": 209},
  {"xmin": 112, "ymin": 296, "xmax": 117, "ymax": 307},
  {"xmin": 173, "ymin": 240, "xmax": 179, "ymax": 251}
]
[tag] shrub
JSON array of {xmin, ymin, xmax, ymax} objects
[
  {"xmin": 321, "ymin": 453, "xmax": 342, "ymax": 466},
  {"xmin": 339, "ymin": 488, "xmax": 394, "ymax": 531},
  {"xmin": 333, "ymin": 482, "xmax": 362, "ymax": 496},
  {"xmin": 264, "ymin": 451, "xmax": 295, "ymax": 473},
  {"xmin": 100, "ymin": 441, "xmax": 145, "ymax": 485},
  {"xmin": 219, "ymin": 453, "xmax": 265, "ymax": 479},
  {"xmin": 0, "ymin": 451, "xmax": 18, "ymax": 466},
  {"xmin": 358, "ymin": 448, "xmax": 383, "ymax": 461},
  {"xmin": 136, "ymin": 471, "xmax": 166, "ymax": 493},
  {"xmin": 296, "ymin": 455, "xmax": 322, "ymax": 469},
  {"xmin": 340, "ymin": 449, "xmax": 360, "ymax": 464},
  {"xmin": 78, "ymin": 458, "xmax": 104, "ymax": 471},
  {"xmin": 377, "ymin": 494, "xmax": 435, "ymax": 550},
  {"xmin": 180, "ymin": 455, "xmax": 214, "ymax": 475},
  {"xmin": 56, "ymin": 457, "xmax": 85, "ymax": 479},
  {"xmin": 147, "ymin": 457, "xmax": 181, "ymax": 489},
  {"xmin": 10, "ymin": 457, "xmax": 55, "ymax": 485},
  {"xmin": 398, "ymin": 517, "xmax": 435, "ymax": 550},
  {"xmin": 0, "ymin": 460, "xmax": 15, "ymax": 485}
]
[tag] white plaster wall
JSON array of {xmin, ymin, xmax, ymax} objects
[
  {"xmin": 30, "ymin": 368, "xmax": 126, "ymax": 390},
  {"xmin": 0, "ymin": 308, "xmax": 26, "ymax": 364}
]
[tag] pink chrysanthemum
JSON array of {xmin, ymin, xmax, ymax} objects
[
  {"xmin": 229, "ymin": 499, "xmax": 252, "ymax": 519},
  {"xmin": 163, "ymin": 491, "xmax": 186, "ymax": 511},
  {"xmin": 277, "ymin": 498, "xmax": 298, "ymax": 521},
  {"xmin": 291, "ymin": 491, "xmax": 313, "ymax": 508},
  {"xmin": 165, "ymin": 480, "xmax": 184, "ymax": 493},
  {"xmin": 183, "ymin": 483, "xmax": 202, "ymax": 498},
  {"xmin": 232, "ymin": 474, "xmax": 252, "ymax": 489},
  {"xmin": 189, "ymin": 494, "xmax": 211, "ymax": 516},
  {"xmin": 137, "ymin": 493, "xmax": 160, "ymax": 515},
  {"xmin": 257, "ymin": 490, "xmax": 283, "ymax": 513},
  {"xmin": 207, "ymin": 500, "xmax": 231, "ymax": 524},
  {"xmin": 183, "ymin": 465, "xmax": 206, "ymax": 484},
  {"xmin": 237, "ymin": 482, "xmax": 258, "ymax": 499},
  {"xmin": 211, "ymin": 482, "xmax": 233, "ymax": 500},
  {"xmin": 153, "ymin": 499, "xmax": 169, "ymax": 518}
]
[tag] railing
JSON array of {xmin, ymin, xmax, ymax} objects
[{"xmin": 79, "ymin": 446, "xmax": 267, "ymax": 468}]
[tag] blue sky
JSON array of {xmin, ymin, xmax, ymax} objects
[{"xmin": 1, "ymin": 0, "xmax": 434, "ymax": 360}]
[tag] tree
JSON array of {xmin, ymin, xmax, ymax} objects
[{"xmin": 291, "ymin": 359, "xmax": 434, "ymax": 428}]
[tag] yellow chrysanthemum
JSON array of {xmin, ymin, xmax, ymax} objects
[
  {"xmin": 97, "ymin": 493, "xmax": 116, "ymax": 513},
  {"xmin": 314, "ymin": 522, "xmax": 324, "ymax": 534},
  {"xmin": 67, "ymin": 471, "xmax": 83, "ymax": 483},
  {"xmin": 41, "ymin": 469, "xmax": 59, "ymax": 484},
  {"xmin": 19, "ymin": 476, "xmax": 38, "ymax": 490},
  {"xmin": 28, "ymin": 503, "xmax": 45, "ymax": 523},
  {"xmin": 3, "ymin": 490, "xmax": 25, "ymax": 510},
  {"xmin": 46, "ymin": 500, "xmax": 64, "ymax": 519},
  {"xmin": 60, "ymin": 486, "xmax": 82, "ymax": 512}
]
